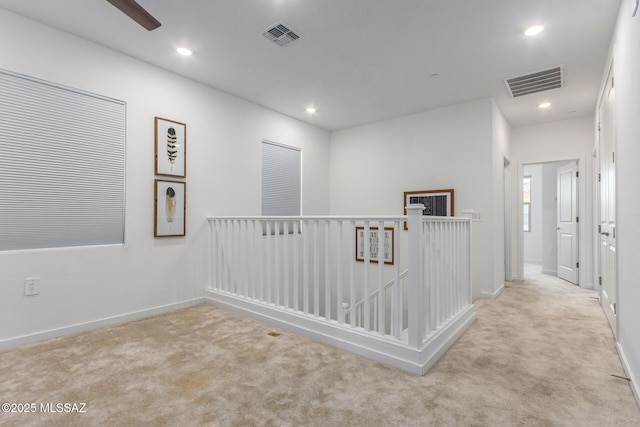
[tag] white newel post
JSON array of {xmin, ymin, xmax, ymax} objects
[{"xmin": 406, "ymin": 204, "xmax": 424, "ymax": 348}]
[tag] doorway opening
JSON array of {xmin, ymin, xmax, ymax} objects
[{"xmin": 522, "ymin": 160, "xmax": 579, "ymax": 285}]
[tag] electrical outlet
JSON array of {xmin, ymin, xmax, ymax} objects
[{"xmin": 24, "ymin": 278, "xmax": 40, "ymax": 296}]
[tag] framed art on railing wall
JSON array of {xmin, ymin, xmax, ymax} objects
[
  {"xmin": 155, "ymin": 117, "xmax": 186, "ymax": 178},
  {"xmin": 355, "ymin": 226, "xmax": 394, "ymax": 265},
  {"xmin": 154, "ymin": 179, "xmax": 186, "ymax": 237},
  {"xmin": 403, "ymin": 189, "xmax": 454, "ymax": 230}
]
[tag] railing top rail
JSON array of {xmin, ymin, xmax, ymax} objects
[{"xmin": 207, "ymin": 215, "xmax": 471, "ymax": 222}]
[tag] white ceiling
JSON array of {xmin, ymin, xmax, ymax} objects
[{"xmin": 0, "ymin": 0, "xmax": 621, "ymax": 131}]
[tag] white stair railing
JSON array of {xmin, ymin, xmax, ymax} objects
[{"xmin": 206, "ymin": 206, "xmax": 475, "ymax": 374}]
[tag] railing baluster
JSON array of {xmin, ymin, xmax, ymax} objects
[
  {"xmin": 224, "ymin": 219, "xmax": 230, "ymax": 293},
  {"xmin": 423, "ymin": 219, "xmax": 430, "ymax": 336},
  {"xmin": 445, "ymin": 221, "xmax": 451, "ymax": 320},
  {"xmin": 429, "ymin": 221, "xmax": 436, "ymax": 333},
  {"xmin": 455, "ymin": 221, "xmax": 461, "ymax": 312},
  {"xmin": 258, "ymin": 220, "xmax": 264, "ymax": 301},
  {"xmin": 303, "ymin": 220, "xmax": 309, "ymax": 315},
  {"xmin": 274, "ymin": 221, "xmax": 280, "ymax": 306},
  {"xmin": 265, "ymin": 221, "xmax": 272, "ymax": 304},
  {"xmin": 313, "ymin": 220, "xmax": 320, "ymax": 318},
  {"xmin": 293, "ymin": 220, "xmax": 299, "ymax": 312},
  {"xmin": 284, "ymin": 221, "xmax": 290, "ymax": 310},
  {"xmin": 363, "ymin": 221, "xmax": 370, "ymax": 332},
  {"xmin": 377, "ymin": 220, "xmax": 385, "ymax": 335},
  {"xmin": 349, "ymin": 220, "xmax": 356, "ymax": 328},
  {"xmin": 209, "ymin": 221, "xmax": 220, "ymax": 289},
  {"xmin": 250, "ymin": 220, "xmax": 257, "ymax": 299},
  {"xmin": 232, "ymin": 219, "xmax": 238, "ymax": 294},
  {"xmin": 337, "ymin": 221, "xmax": 343, "ymax": 324},
  {"xmin": 451, "ymin": 222, "xmax": 456, "ymax": 316},
  {"xmin": 325, "ymin": 220, "xmax": 331, "ymax": 321},
  {"xmin": 392, "ymin": 221, "xmax": 401, "ymax": 338}
]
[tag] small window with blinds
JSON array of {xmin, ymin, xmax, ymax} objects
[
  {"xmin": 261, "ymin": 140, "xmax": 301, "ymax": 235},
  {"xmin": 0, "ymin": 69, "xmax": 125, "ymax": 251}
]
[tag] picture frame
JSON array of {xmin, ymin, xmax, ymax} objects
[
  {"xmin": 403, "ymin": 189, "xmax": 454, "ymax": 230},
  {"xmin": 355, "ymin": 226, "xmax": 394, "ymax": 265},
  {"xmin": 154, "ymin": 179, "xmax": 186, "ymax": 237},
  {"xmin": 155, "ymin": 117, "xmax": 186, "ymax": 178}
]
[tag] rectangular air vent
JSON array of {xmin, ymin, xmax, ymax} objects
[
  {"xmin": 504, "ymin": 66, "xmax": 564, "ymax": 98},
  {"xmin": 262, "ymin": 22, "xmax": 302, "ymax": 47}
]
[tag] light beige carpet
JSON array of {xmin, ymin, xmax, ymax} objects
[{"xmin": 1, "ymin": 269, "xmax": 639, "ymax": 426}]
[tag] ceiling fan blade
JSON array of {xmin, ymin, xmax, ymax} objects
[{"xmin": 106, "ymin": 0, "xmax": 161, "ymax": 31}]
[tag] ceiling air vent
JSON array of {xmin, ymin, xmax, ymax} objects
[
  {"xmin": 504, "ymin": 65, "xmax": 564, "ymax": 98},
  {"xmin": 262, "ymin": 22, "xmax": 302, "ymax": 47}
]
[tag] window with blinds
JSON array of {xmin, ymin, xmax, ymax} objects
[
  {"xmin": 261, "ymin": 140, "xmax": 301, "ymax": 235},
  {"xmin": 0, "ymin": 69, "xmax": 126, "ymax": 251}
]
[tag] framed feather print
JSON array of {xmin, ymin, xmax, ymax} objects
[
  {"xmin": 155, "ymin": 117, "xmax": 186, "ymax": 177},
  {"xmin": 154, "ymin": 179, "xmax": 186, "ymax": 237}
]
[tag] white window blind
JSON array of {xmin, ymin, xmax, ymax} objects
[
  {"xmin": 261, "ymin": 140, "xmax": 301, "ymax": 217},
  {"xmin": 0, "ymin": 69, "xmax": 125, "ymax": 251}
]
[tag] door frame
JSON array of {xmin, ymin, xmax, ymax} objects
[
  {"xmin": 515, "ymin": 158, "xmax": 588, "ymax": 285},
  {"xmin": 504, "ymin": 156, "xmax": 512, "ymax": 281}
]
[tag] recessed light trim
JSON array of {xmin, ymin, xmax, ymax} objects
[
  {"xmin": 306, "ymin": 107, "xmax": 317, "ymax": 114},
  {"xmin": 176, "ymin": 47, "xmax": 193, "ymax": 56},
  {"xmin": 524, "ymin": 25, "xmax": 544, "ymax": 37},
  {"xmin": 538, "ymin": 102, "xmax": 552, "ymax": 109}
]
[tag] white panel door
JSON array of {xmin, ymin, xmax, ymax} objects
[
  {"xmin": 557, "ymin": 161, "xmax": 579, "ymax": 284},
  {"xmin": 599, "ymin": 66, "xmax": 616, "ymax": 336}
]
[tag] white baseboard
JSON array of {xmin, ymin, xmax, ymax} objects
[
  {"xmin": 541, "ymin": 269, "xmax": 557, "ymax": 275},
  {"xmin": 204, "ymin": 288, "xmax": 476, "ymax": 376},
  {"xmin": 0, "ymin": 298, "xmax": 203, "ymax": 351},
  {"xmin": 617, "ymin": 342, "xmax": 640, "ymax": 409},
  {"xmin": 480, "ymin": 283, "xmax": 505, "ymax": 299}
]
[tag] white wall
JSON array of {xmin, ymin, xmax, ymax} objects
[
  {"xmin": 523, "ymin": 164, "xmax": 543, "ymax": 263},
  {"xmin": 329, "ymin": 98, "xmax": 508, "ymax": 300},
  {"xmin": 510, "ymin": 117, "xmax": 594, "ymax": 287},
  {"xmin": 0, "ymin": 9, "xmax": 331, "ymax": 347},
  {"xmin": 606, "ymin": 0, "xmax": 640, "ymax": 404}
]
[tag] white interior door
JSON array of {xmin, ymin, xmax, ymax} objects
[
  {"xmin": 599, "ymin": 65, "xmax": 617, "ymax": 336},
  {"xmin": 557, "ymin": 161, "xmax": 579, "ymax": 284}
]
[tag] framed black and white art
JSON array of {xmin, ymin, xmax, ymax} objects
[
  {"xmin": 154, "ymin": 179, "xmax": 186, "ymax": 237},
  {"xmin": 403, "ymin": 189, "xmax": 454, "ymax": 230},
  {"xmin": 155, "ymin": 117, "xmax": 186, "ymax": 178},
  {"xmin": 355, "ymin": 226, "xmax": 395, "ymax": 265}
]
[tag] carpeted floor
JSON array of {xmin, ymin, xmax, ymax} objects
[{"xmin": 1, "ymin": 267, "xmax": 639, "ymax": 426}]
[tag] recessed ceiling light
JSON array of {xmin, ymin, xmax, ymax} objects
[
  {"xmin": 306, "ymin": 107, "xmax": 316, "ymax": 114},
  {"xmin": 524, "ymin": 25, "xmax": 544, "ymax": 37},
  {"xmin": 430, "ymin": 73, "xmax": 440, "ymax": 79},
  {"xmin": 176, "ymin": 47, "xmax": 192, "ymax": 56},
  {"xmin": 538, "ymin": 102, "xmax": 552, "ymax": 109}
]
